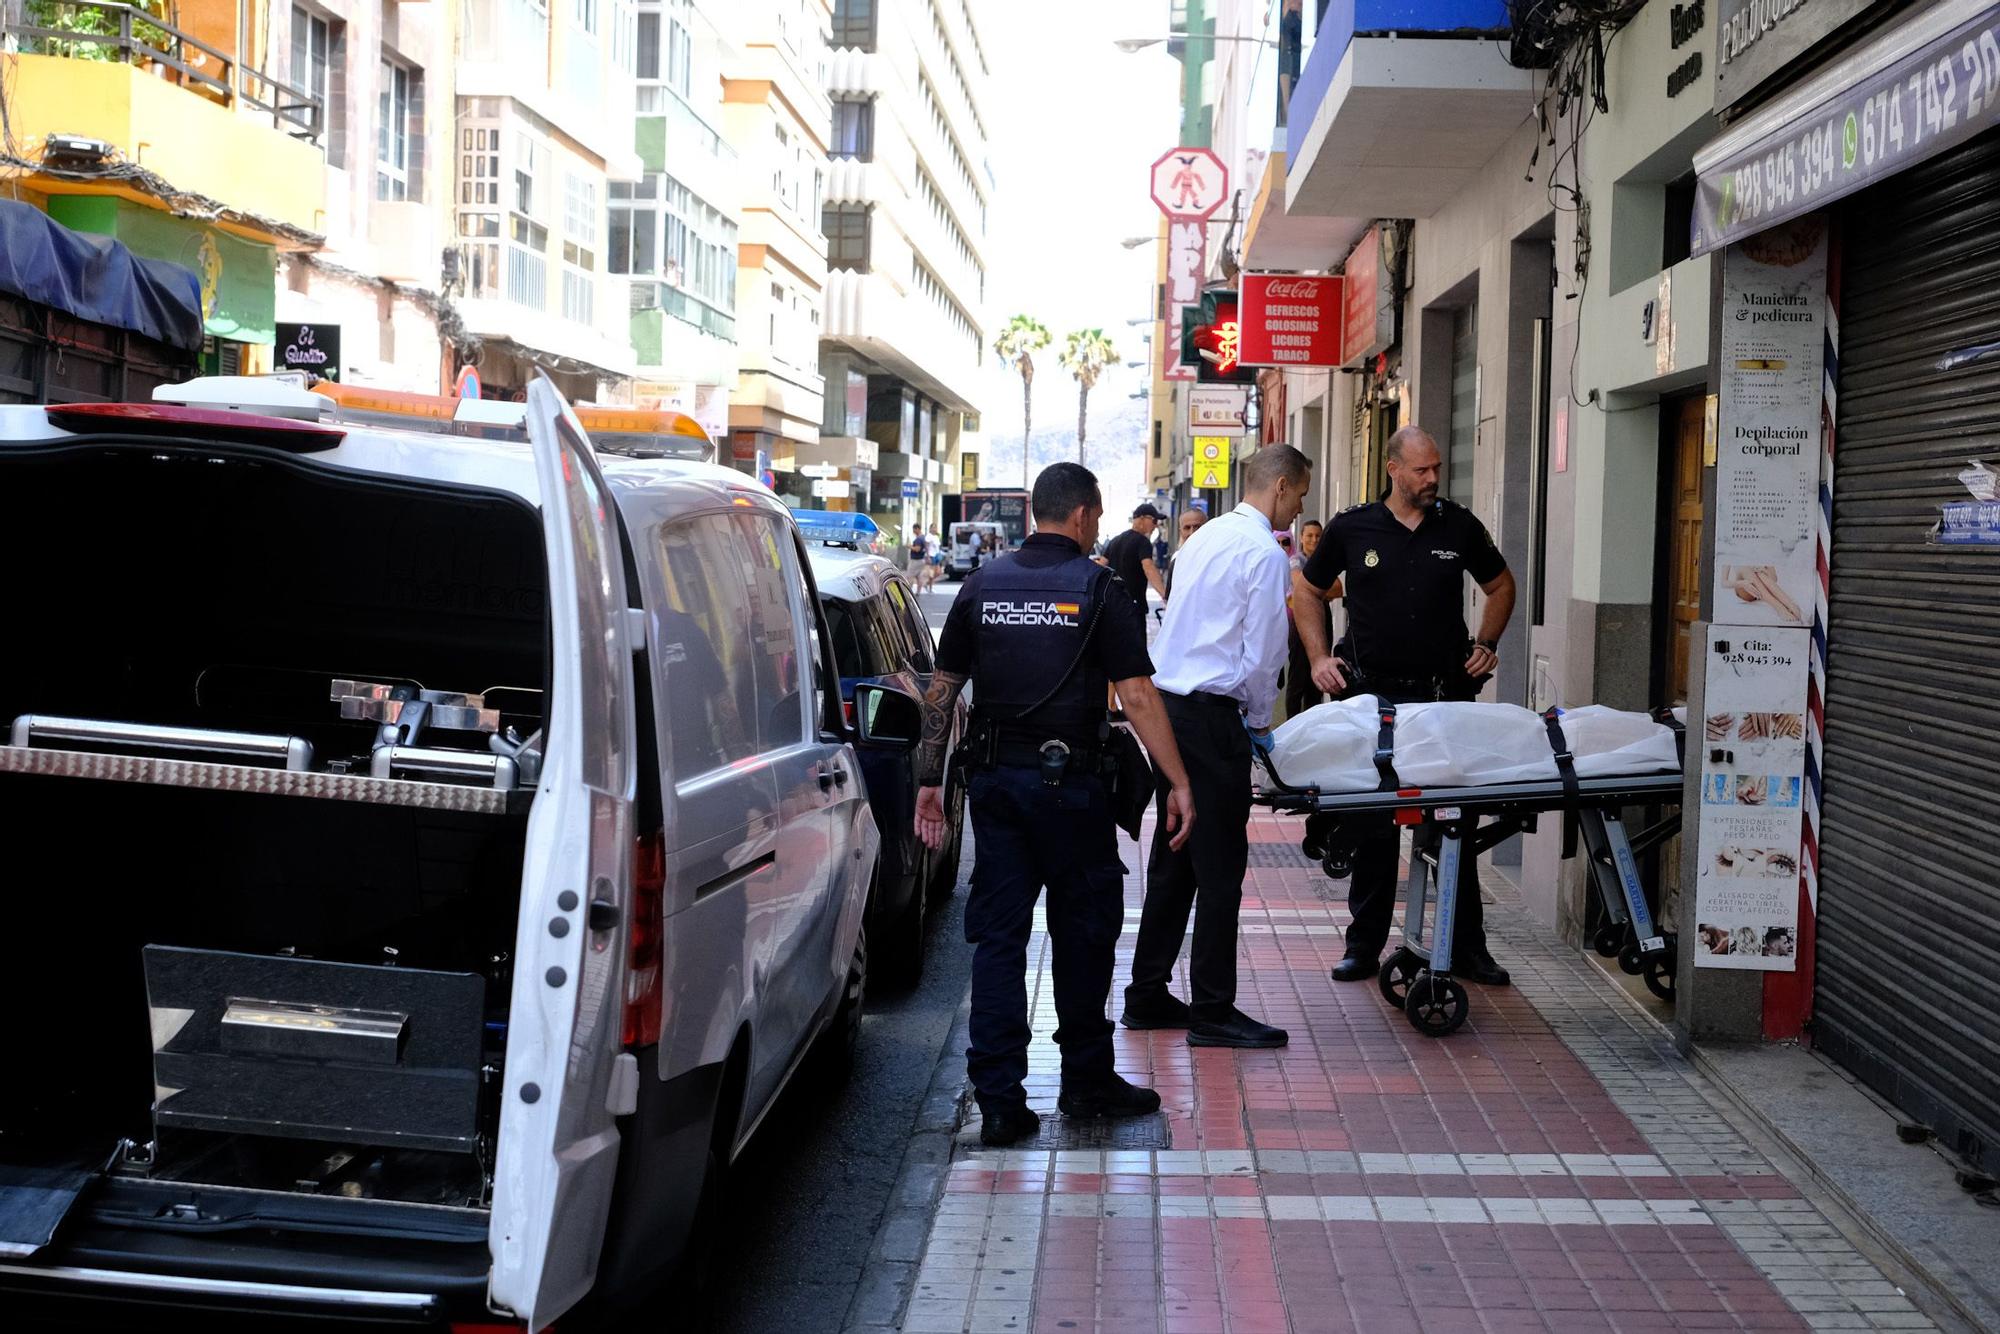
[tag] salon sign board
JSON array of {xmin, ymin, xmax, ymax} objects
[
  {"xmin": 1713, "ymin": 219, "xmax": 1825, "ymax": 630},
  {"xmin": 1693, "ymin": 628, "xmax": 1808, "ymax": 971}
]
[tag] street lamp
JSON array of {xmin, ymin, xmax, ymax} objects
[{"xmin": 1113, "ymin": 35, "xmax": 1280, "ymax": 52}]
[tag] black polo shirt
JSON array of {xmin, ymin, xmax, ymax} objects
[
  {"xmin": 1103, "ymin": 527, "xmax": 1155, "ymax": 597},
  {"xmin": 1300, "ymin": 498, "xmax": 1507, "ymax": 680},
  {"xmin": 936, "ymin": 533, "xmax": 1155, "ymax": 683}
]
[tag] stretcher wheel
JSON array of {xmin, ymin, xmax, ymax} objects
[
  {"xmin": 1321, "ymin": 850, "xmax": 1354, "ymax": 879},
  {"xmin": 1405, "ymin": 973, "xmax": 1469, "ymax": 1036},
  {"xmin": 1618, "ymin": 943, "xmax": 1647, "ymax": 976},
  {"xmin": 1643, "ymin": 934, "xmax": 1678, "ymax": 1003},
  {"xmin": 1378, "ymin": 949, "xmax": 1421, "ymax": 1006},
  {"xmin": 1593, "ymin": 923, "xmax": 1625, "ymax": 957}
]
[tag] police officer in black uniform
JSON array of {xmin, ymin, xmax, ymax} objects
[
  {"xmin": 1291, "ymin": 426, "xmax": 1518, "ymax": 986},
  {"xmin": 915, "ymin": 462, "xmax": 1195, "ymax": 1147}
]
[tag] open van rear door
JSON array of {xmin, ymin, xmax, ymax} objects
[{"xmin": 489, "ymin": 375, "xmax": 638, "ymax": 1330}]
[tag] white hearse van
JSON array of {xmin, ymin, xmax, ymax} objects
[{"xmin": 0, "ymin": 376, "xmax": 911, "ymax": 1329}]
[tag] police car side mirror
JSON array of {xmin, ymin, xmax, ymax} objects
[{"xmin": 853, "ymin": 683, "xmax": 921, "ymax": 752}]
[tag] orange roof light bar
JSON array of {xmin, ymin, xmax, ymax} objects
[
  {"xmin": 308, "ymin": 381, "xmax": 714, "ymax": 450},
  {"xmin": 310, "ymin": 381, "xmax": 458, "ymax": 421}
]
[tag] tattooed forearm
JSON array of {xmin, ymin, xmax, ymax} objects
[{"xmin": 916, "ymin": 670, "xmax": 968, "ymax": 786}]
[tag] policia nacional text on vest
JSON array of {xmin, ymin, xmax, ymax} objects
[{"xmin": 967, "ymin": 555, "xmax": 1119, "ymax": 786}]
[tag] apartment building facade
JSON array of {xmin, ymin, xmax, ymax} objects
[
  {"xmin": 720, "ymin": 0, "xmax": 833, "ymax": 486},
  {"xmin": 816, "ymin": 0, "xmax": 991, "ymax": 533},
  {"xmin": 614, "ymin": 0, "xmax": 743, "ymax": 440},
  {"xmin": 452, "ymin": 0, "xmax": 643, "ymax": 402},
  {"xmin": 270, "ymin": 0, "xmax": 459, "ymax": 391},
  {"xmin": 0, "ymin": 0, "xmax": 327, "ymax": 386}
]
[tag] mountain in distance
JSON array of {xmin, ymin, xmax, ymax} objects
[{"xmin": 973, "ymin": 390, "xmax": 1150, "ymax": 507}]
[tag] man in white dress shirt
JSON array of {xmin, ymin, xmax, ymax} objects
[{"xmin": 1122, "ymin": 444, "xmax": 1312, "ymax": 1048}]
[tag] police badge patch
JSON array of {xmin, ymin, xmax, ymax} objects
[{"xmin": 1364, "ymin": 550, "xmax": 1380, "ymax": 568}]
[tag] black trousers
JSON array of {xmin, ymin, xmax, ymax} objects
[
  {"xmin": 963, "ymin": 766, "xmax": 1125, "ymax": 1110},
  {"xmin": 1126, "ymin": 691, "xmax": 1252, "ymax": 1020},
  {"xmin": 1343, "ymin": 687, "xmax": 1493, "ymax": 964},
  {"xmin": 1284, "ymin": 607, "xmax": 1331, "ymax": 719}
]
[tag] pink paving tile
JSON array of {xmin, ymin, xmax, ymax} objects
[{"xmin": 991, "ymin": 812, "xmax": 1846, "ymax": 1334}]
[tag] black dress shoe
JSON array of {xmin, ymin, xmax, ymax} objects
[
  {"xmin": 1187, "ymin": 1009, "xmax": 1289, "ymax": 1048},
  {"xmin": 1059, "ymin": 1074, "xmax": 1162, "ymax": 1119},
  {"xmin": 1465, "ymin": 956, "xmax": 1512, "ymax": 986},
  {"xmin": 1120, "ymin": 992, "xmax": 1193, "ymax": 1030},
  {"xmin": 978, "ymin": 1102, "xmax": 1042, "ymax": 1146},
  {"xmin": 1330, "ymin": 954, "xmax": 1379, "ymax": 982}
]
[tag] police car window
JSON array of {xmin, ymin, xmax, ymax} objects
[
  {"xmin": 886, "ymin": 579, "xmax": 933, "ymax": 672},
  {"xmin": 732, "ymin": 513, "xmax": 808, "ymax": 751},
  {"xmin": 655, "ymin": 515, "xmax": 759, "ymax": 778},
  {"xmin": 824, "ymin": 599, "xmax": 868, "ymax": 678},
  {"xmin": 866, "ymin": 597, "xmax": 909, "ymax": 674}
]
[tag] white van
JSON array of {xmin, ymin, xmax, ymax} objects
[
  {"xmin": 0, "ymin": 376, "xmax": 910, "ymax": 1329},
  {"xmin": 945, "ymin": 521, "xmax": 1005, "ymax": 579}
]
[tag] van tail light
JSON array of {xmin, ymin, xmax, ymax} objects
[{"xmin": 622, "ymin": 830, "xmax": 666, "ymax": 1048}]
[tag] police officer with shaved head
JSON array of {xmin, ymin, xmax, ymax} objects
[
  {"xmin": 915, "ymin": 462, "xmax": 1195, "ymax": 1147},
  {"xmin": 1292, "ymin": 425, "xmax": 1519, "ymax": 986}
]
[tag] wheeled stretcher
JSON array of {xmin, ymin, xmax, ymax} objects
[{"xmin": 1253, "ymin": 703, "xmax": 1685, "ymax": 1036}]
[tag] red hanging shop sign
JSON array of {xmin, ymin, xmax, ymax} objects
[{"xmin": 1238, "ymin": 274, "xmax": 1344, "ymax": 368}]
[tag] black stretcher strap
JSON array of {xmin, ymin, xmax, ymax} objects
[
  {"xmin": 1653, "ymin": 706, "xmax": 1687, "ymax": 769},
  {"xmin": 1543, "ymin": 707, "xmax": 1582, "ymax": 857},
  {"xmin": 1373, "ymin": 702, "xmax": 1401, "ymax": 793}
]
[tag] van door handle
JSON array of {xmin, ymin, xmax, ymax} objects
[
  {"xmin": 832, "ymin": 765, "xmax": 848, "ymax": 787},
  {"xmin": 816, "ymin": 766, "xmax": 835, "ymax": 792}
]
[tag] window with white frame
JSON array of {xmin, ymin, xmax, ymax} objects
[
  {"xmin": 376, "ymin": 57, "xmax": 415, "ymax": 202},
  {"xmin": 456, "ymin": 117, "xmax": 504, "ymax": 299},
  {"xmin": 575, "ymin": 0, "xmax": 598, "ymax": 36},
  {"xmin": 290, "ymin": 6, "xmax": 341, "ymax": 157},
  {"xmin": 508, "ymin": 131, "xmax": 550, "ymax": 309},
  {"xmin": 562, "ymin": 172, "xmax": 598, "ymax": 325},
  {"xmin": 667, "ymin": 1, "xmax": 692, "ymax": 96}
]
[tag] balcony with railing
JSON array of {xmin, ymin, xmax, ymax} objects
[
  {"xmin": 1285, "ymin": 1, "xmax": 1533, "ymax": 222},
  {"xmin": 0, "ymin": 0, "xmax": 325, "ymax": 236}
]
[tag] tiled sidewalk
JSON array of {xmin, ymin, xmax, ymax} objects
[{"xmin": 897, "ymin": 813, "xmax": 1941, "ymax": 1334}]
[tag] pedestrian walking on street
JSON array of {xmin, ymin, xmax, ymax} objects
[
  {"xmin": 1124, "ymin": 444, "xmax": 1312, "ymax": 1049},
  {"xmin": 915, "ymin": 462, "xmax": 1195, "ymax": 1147},
  {"xmin": 1292, "ymin": 425, "xmax": 1518, "ymax": 987},
  {"xmin": 1104, "ymin": 503, "xmax": 1168, "ymax": 604}
]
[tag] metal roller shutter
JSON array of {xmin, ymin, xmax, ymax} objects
[{"xmin": 1819, "ymin": 128, "xmax": 2000, "ymax": 1174}]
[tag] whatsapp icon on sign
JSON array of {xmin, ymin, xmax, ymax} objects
[{"xmin": 1842, "ymin": 112, "xmax": 1858, "ymax": 169}]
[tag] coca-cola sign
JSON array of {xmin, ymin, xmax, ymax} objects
[{"xmin": 1238, "ymin": 273, "xmax": 1343, "ymax": 368}]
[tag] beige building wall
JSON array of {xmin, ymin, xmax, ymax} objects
[{"xmin": 724, "ymin": 0, "xmax": 833, "ymax": 463}]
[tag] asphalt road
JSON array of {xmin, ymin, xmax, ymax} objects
[{"xmin": 686, "ymin": 577, "xmax": 974, "ymax": 1334}]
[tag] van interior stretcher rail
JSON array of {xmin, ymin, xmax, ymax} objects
[{"xmin": 1252, "ymin": 705, "xmax": 1685, "ymax": 1035}]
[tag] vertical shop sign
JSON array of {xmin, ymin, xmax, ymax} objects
[
  {"xmin": 1151, "ymin": 147, "xmax": 1228, "ymax": 383},
  {"xmin": 1164, "ymin": 221, "xmax": 1208, "ymax": 381},
  {"xmin": 1693, "ymin": 627, "xmax": 1809, "ymax": 971},
  {"xmin": 1342, "ymin": 226, "xmax": 1391, "ymax": 366},
  {"xmin": 1715, "ymin": 219, "xmax": 1825, "ymax": 629}
]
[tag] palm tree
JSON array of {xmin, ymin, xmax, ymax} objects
[
  {"xmin": 993, "ymin": 314, "xmax": 1052, "ymax": 487},
  {"xmin": 1058, "ymin": 328, "xmax": 1117, "ymax": 468}
]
